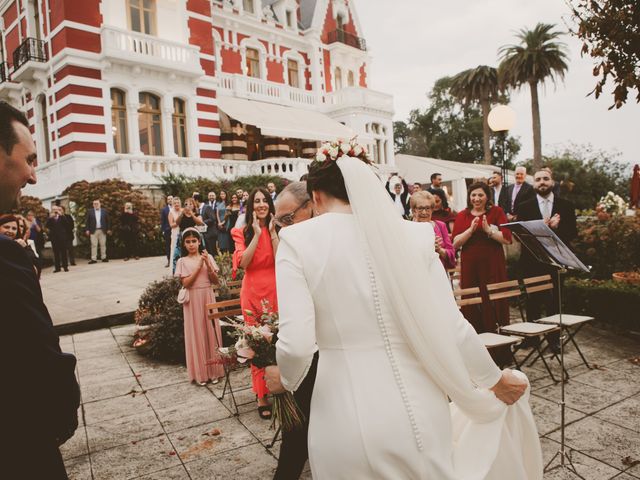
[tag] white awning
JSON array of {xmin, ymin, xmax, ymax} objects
[{"xmin": 217, "ymin": 96, "xmax": 354, "ymax": 141}]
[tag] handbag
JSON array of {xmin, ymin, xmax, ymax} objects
[{"xmin": 177, "ymin": 287, "xmax": 189, "ymax": 304}]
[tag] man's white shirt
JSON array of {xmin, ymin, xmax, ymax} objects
[{"xmin": 536, "ymin": 192, "xmax": 554, "ymax": 219}]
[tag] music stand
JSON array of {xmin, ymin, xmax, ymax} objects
[{"xmin": 502, "ymin": 220, "xmax": 589, "ymax": 478}]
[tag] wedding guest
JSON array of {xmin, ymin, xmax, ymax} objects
[
  {"xmin": 160, "ymin": 195, "xmax": 173, "ymax": 267},
  {"xmin": 0, "ymin": 101, "xmax": 79, "ymax": 479},
  {"xmin": 431, "ymin": 188, "xmax": 456, "ymax": 233},
  {"xmin": 225, "ymin": 193, "xmax": 241, "ymax": 253},
  {"xmin": 412, "ymin": 182, "xmax": 422, "ymax": 193},
  {"xmin": 0, "ymin": 214, "xmax": 20, "ymax": 239},
  {"xmin": 410, "ymin": 191, "xmax": 456, "ymax": 269},
  {"xmin": 174, "ymin": 228, "xmax": 224, "ymax": 385},
  {"xmin": 46, "ymin": 206, "xmax": 70, "ymax": 272},
  {"xmin": 267, "ymin": 181, "xmax": 317, "ymax": 480},
  {"xmin": 385, "ymin": 174, "xmax": 410, "ymax": 217},
  {"xmin": 504, "ymin": 166, "xmax": 534, "ymax": 221},
  {"xmin": 178, "ymin": 197, "xmax": 204, "ymax": 232},
  {"xmin": 10, "ymin": 215, "xmax": 41, "ymax": 277},
  {"xmin": 60, "ymin": 206, "xmax": 76, "ymax": 266},
  {"xmin": 240, "ymin": 190, "xmax": 250, "ymax": 214},
  {"xmin": 85, "ymin": 199, "xmax": 110, "ymax": 264},
  {"xmin": 202, "ymin": 194, "xmax": 219, "ymax": 257},
  {"xmin": 452, "ymin": 183, "xmax": 512, "ymax": 364},
  {"xmin": 491, "ymin": 171, "xmax": 510, "ymax": 213},
  {"xmin": 168, "ymin": 197, "xmax": 182, "ymax": 271},
  {"xmin": 231, "ymin": 188, "xmax": 278, "ymax": 419},
  {"xmin": 216, "ymin": 191, "xmax": 232, "ymax": 253},
  {"xmin": 120, "ymin": 202, "xmax": 140, "ymax": 261},
  {"xmin": 267, "ymin": 182, "xmax": 278, "ymax": 201},
  {"xmin": 27, "ymin": 210, "xmax": 45, "ymax": 257}
]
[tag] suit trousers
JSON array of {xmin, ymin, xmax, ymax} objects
[
  {"xmin": 90, "ymin": 229, "xmax": 107, "ymax": 260},
  {"xmin": 274, "ymin": 352, "xmax": 319, "ymax": 480},
  {"xmin": 66, "ymin": 238, "xmax": 75, "ymax": 264},
  {"xmin": 51, "ymin": 240, "xmax": 68, "ymax": 270},
  {"xmin": 163, "ymin": 230, "xmax": 172, "ymax": 261}
]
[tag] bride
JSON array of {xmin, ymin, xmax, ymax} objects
[{"xmin": 274, "ymin": 144, "xmax": 542, "ymax": 479}]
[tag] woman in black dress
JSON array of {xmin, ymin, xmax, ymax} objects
[{"xmin": 120, "ymin": 202, "xmax": 140, "ymax": 261}]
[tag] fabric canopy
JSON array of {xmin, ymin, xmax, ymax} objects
[{"xmin": 217, "ymin": 96, "xmax": 354, "ymax": 141}]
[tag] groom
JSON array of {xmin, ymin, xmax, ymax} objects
[{"xmin": 266, "ymin": 181, "xmax": 317, "ymax": 480}]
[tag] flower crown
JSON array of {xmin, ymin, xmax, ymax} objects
[{"xmin": 313, "ymin": 138, "xmax": 371, "ymax": 165}]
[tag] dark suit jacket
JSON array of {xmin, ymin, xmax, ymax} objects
[
  {"xmin": 160, "ymin": 205, "xmax": 171, "ymax": 234},
  {"xmin": 0, "ymin": 235, "xmax": 80, "ymax": 442},
  {"xmin": 45, "ymin": 215, "xmax": 70, "ymax": 243},
  {"xmin": 85, "ymin": 208, "xmax": 110, "ymax": 233},
  {"xmin": 201, "ymin": 204, "xmax": 218, "ymax": 239},
  {"xmin": 495, "ymin": 186, "xmax": 510, "ymax": 213},
  {"xmin": 504, "ymin": 182, "xmax": 535, "ymax": 216},
  {"xmin": 516, "ymin": 195, "xmax": 578, "ymax": 274}
]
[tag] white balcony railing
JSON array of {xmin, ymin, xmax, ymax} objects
[
  {"xmin": 323, "ymin": 87, "xmax": 394, "ymax": 115},
  {"xmin": 92, "ymin": 155, "xmax": 313, "ymax": 184},
  {"xmin": 218, "ymin": 73, "xmax": 319, "ymax": 108},
  {"xmin": 101, "ymin": 26, "xmax": 203, "ymax": 76}
]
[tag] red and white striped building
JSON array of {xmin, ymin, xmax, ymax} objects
[{"xmin": 0, "ymin": 0, "xmax": 394, "ymax": 202}]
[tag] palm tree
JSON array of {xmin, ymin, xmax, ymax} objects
[
  {"xmin": 449, "ymin": 65, "xmax": 502, "ymax": 164},
  {"xmin": 498, "ymin": 23, "xmax": 569, "ymax": 170}
]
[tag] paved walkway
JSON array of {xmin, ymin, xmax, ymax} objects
[
  {"xmin": 59, "ymin": 323, "xmax": 639, "ymax": 479},
  {"xmin": 41, "ymin": 256, "xmax": 168, "ymax": 327}
]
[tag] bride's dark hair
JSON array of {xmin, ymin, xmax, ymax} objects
[{"xmin": 306, "ymin": 157, "xmax": 372, "ymax": 202}]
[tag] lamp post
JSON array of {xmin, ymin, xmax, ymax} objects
[{"xmin": 488, "ymin": 105, "xmax": 516, "ymax": 188}]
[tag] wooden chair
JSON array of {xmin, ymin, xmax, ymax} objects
[
  {"xmin": 487, "ymin": 279, "xmax": 564, "ymax": 382},
  {"xmin": 453, "ymin": 286, "xmax": 522, "ymax": 369},
  {"xmin": 522, "ymin": 275, "xmax": 593, "ymax": 369},
  {"xmin": 447, "ymin": 266, "xmax": 461, "ymax": 289},
  {"xmin": 207, "ymin": 297, "xmax": 251, "ymax": 416}
]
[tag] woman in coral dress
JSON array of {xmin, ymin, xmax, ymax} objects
[
  {"xmin": 174, "ymin": 228, "xmax": 224, "ymax": 385},
  {"xmin": 231, "ymin": 187, "xmax": 278, "ymax": 419}
]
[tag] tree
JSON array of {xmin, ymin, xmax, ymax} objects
[
  {"xmin": 567, "ymin": 0, "xmax": 640, "ymax": 109},
  {"xmin": 394, "ymin": 77, "xmax": 521, "ymax": 164},
  {"xmin": 449, "ymin": 65, "xmax": 503, "ymax": 164},
  {"xmin": 498, "ymin": 23, "xmax": 569, "ymax": 170}
]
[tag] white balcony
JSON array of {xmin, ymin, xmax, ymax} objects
[
  {"xmin": 323, "ymin": 87, "xmax": 394, "ymax": 116},
  {"xmin": 218, "ymin": 73, "xmax": 319, "ymax": 109},
  {"xmin": 101, "ymin": 26, "xmax": 203, "ymax": 77}
]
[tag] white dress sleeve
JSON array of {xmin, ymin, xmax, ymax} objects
[
  {"xmin": 275, "ymin": 231, "xmax": 316, "ymax": 392},
  {"xmin": 423, "ymin": 230, "xmax": 502, "ymax": 389}
]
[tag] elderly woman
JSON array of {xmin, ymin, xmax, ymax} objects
[
  {"xmin": 410, "ymin": 191, "xmax": 456, "ymax": 269},
  {"xmin": 452, "ymin": 183, "xmax": 512, "ymax": 364}
]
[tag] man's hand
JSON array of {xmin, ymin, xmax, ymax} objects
[
  {"xmin": 490, "ymin": 369, "xmax": 528, "ymax": 405},
  {"xmin": 265, "ymin": 365, "xmax": 286, "ymax": 394},
  {"xmin": 548, "ymin": 214, "xmax": 561, "ymax": 229},
  {"xmin": 85, "ymin": 230, "xmax": 90, "ymax": 237}
]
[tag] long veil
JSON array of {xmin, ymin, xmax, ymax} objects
[{"xmin": 337, "ymin": 156, "xmax": 542, "ymax": 479}]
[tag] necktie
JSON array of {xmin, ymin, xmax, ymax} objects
[{"xmin": 542, "ymin": 199, "xmax": 552, "ymax": 219}]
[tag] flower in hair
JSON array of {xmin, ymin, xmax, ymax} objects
[{"xmin": 312, "ymin": 138, "xmax": 371, "ymax": 165}]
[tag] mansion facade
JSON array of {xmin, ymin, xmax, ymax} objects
[{"xmin": 0, "ymin": 0, "xmax": 394, "ymax": 202}]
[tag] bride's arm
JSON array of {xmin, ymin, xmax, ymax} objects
[{"xmin": 275, "ymin": 232, "xmax": 316, "ymax": 392}]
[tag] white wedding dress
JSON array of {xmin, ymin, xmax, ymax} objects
[{"xmin": 275, "ymin": 157, "xmax": 542, "ymax": 479}]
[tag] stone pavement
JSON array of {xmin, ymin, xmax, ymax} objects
[
  {"xmin": 41, "ymin": 256, "xmax": 168, "ymax": 328},
  {"xmin": 60, "ymin": 323, "xmax": 639, "ymax": 479}
]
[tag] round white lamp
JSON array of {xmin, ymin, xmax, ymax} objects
[{"xmin": 488, "ymin": 105, "xmax": 516, "ymax": 187}]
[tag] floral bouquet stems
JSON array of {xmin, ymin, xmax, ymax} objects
[{"xmin": 271, "ymin": 391, "xmax": 306, "ymax": 432}]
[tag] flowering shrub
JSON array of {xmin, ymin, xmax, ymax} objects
[
  {"xmin": 597, "ymin": 191, "xmax": 627, "ymax": 215},
  {"xmin": 573, "ymin": 215, "xmax": 640, "ymax": 279},
  {"xmin": 63, "ymin": 179, "xmax": 162, "ymax": 258}
]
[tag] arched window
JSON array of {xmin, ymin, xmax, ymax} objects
[
  {"xmin": 246, "ymin": 47, "xmax": 260, "ymax": 78},
  {"xmin": 38, "ymin": 95, "xmax": 50, "ymax": 163},
  {"xmin": 138, "ymin": 92, "xmax": 163, "ymax": 156},
  {"xmin": 347, "ymin": 70, "xmax": 355, "ymax": 87},
  {"xmin": 128, "ymin": 0, "xmax": 156, "ymax": 35},
  {"xmin": 111, "ymin": 89, "xmax": 128, "ymax": 153},
  {"xmin": 287, "ymin": 59, "xmax": 299, "ymax": 88},
  {"xmin": 334, "ymin": 67, "xmax": 342, "ymax": 90},
  {"xmin": 172, "ymin": 98, "xmax": 188, "ymax": 157}
]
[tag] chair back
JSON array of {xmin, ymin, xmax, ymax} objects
[
  {"xmin": 447, "ymin": 266, "xmax": 461, "ymax": 288},
  {"xmin": 207, "ymin": 297, "xmax": 243, "ymax": 321},
  {"xmin": 486, "ymin": 279, "xmax": 522, "ymax": 301},
  {"xmin": 453, "ymin": 286, "xmax": 482, "ymax": 308},
  {"xmin": 522, "ymin": 275, "xmax": 554, "ymax": 295}
]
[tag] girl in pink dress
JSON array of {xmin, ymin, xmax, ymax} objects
[{"xmin": 174, "ymin": 228, "xmax": 224, "ymax": 385}]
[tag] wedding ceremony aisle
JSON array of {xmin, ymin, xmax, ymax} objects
[{"xmin": 60, "ymin": 323, "xmax": 639, "ymax": 479}]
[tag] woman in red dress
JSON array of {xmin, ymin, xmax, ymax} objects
[
  {"xmin": 231, "ymin": 187, "xmax": 278, "ymax": 420},
  {"xmin": 452, "ymin": 182, "xmax": 512, "ymax": 343}
]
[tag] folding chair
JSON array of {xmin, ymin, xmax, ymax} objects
[
  {"xmin": 207, "ymin": 297, "xmax": 252, "ymax": 416},
  {"xmin": 447, "ymin": 266, "xmax": 461, "ymax": 289},
  {"xmin": 453, "ymin": 286, "xmax": 522, "ymax": 369},
  {"xmin": 523, "ymin": 275, "xmax": 594, "ymax": 369},
  {"xmin": 487, "ymin": 280, "xmax": 564, "ymax": 382}
]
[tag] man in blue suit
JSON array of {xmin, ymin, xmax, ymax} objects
[
  {"xmin": 0, "ymin": 101, "xmax": 80, "ymax": 479},
  {"xmin": 85, "ymin": 198, "xmax": 111, "ymax": 263}
]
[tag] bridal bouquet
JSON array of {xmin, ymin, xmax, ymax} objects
[{"xmin": 219, "ymin": 300, "xmax": 305, "ymax": 431}]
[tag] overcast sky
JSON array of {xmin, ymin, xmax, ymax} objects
[{"xmin": 351, "ymin": 0, "xmax": 638, "ymax": 167}]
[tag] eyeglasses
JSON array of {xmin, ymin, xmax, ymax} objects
[
  {"xmin": 274, "ymin": 199, "xmax": 310, "ymax": 227},
  {"xmin": 413, "ymin": 206, "xmax": 433, "ymax": 212}
]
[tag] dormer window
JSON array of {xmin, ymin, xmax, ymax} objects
[
  {"xmin": 243, "ymin": 0, "xmax": 254, "ymax": 14},
  {"xmin": 128, "ymin": 0, "xmax": 156, "ymax": 35},
  {"xmin": 286, "ymin": 10, "xmax": 294, "ymax": 28},
  {"xmin": 336, "ymin": 14, "xmax": 345, "ymax": 31}
]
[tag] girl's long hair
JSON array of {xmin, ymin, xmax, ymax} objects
[{"xmin": 243, "ymin": 187, "xmax": 275, "ymax": 247}]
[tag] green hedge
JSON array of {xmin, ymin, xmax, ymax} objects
[{"xmin": 563, "ymin": 278, "xmax": 640, "ymax": 332}]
